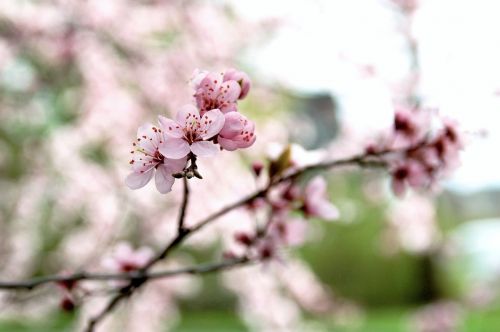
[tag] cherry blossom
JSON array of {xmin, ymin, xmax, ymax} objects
[
  {"xmin": 193, "ymin": 71, "xmax": 243, "ymax": 114},
  {"xmin": 158, "ymin": 104, "xmax": 225, "ymax": 159},
  {"xmin": 268, "ymin": 218, "xmax": 308, "ymax": 247},
  {"xmin": 303, "ymin": 176, "xmax": 340, "ymax": 220},
  {"xmin": 218, "ymin": 112, "xmax": 256, "ymax": 151},
  {"xmin": 125, "ymin": 123, "xmax": 188, "ymax": 194},
  {"xmin": 223, "ymin": 68, "xmax": 251, "ymax": 100},
  {"xmin": 390, "ymin": 160, "xmax": 427, "ymax": 197}
]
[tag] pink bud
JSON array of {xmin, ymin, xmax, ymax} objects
[
  {"xmin": 60, "ymin": 296, "xmax": 75, "ymax": 312},
  {"xmin": 234, "ymin": 232, "xmax": 254, "ymax": 246},
  {"xmin": 224, "ymin": 68, "xmax": 251, "ymax": 100},
  {"xmin": 252, "ymin": 161, "xmax": 264, "ymax": 177}
]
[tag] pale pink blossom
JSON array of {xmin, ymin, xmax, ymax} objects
[
  {"xmin": 102, "ymin": 242, "xmax": 154, "ymax": 273},
  {"xmin": 392, "ymin": 107, "xmax": 430, "ymax": 147},
  {"xmin": 125, "ymin": 124, "xmax": 187, "ymax": 194},
  {"xmin": 193, "ymin": 71, "xmax": 242, "ymax": 114},
  {"xmin": 223, "ymin": 68, "xmax": 251, "ymax": 100},
  {"xmin": 218, "ymin": 112, "xmax": 256, "ymax": 151},
  {"xmin": 268, "ymin": 218, "xmax": 308, "ymax": 247},
  {"xmin": 390, "ymin": 160, "xmax": 427, "ymax": 197},
  {"xmin": 158, "ymin": 104, "xmax": 225, "ymax": 158},
  {"xmin": 303, "ymin": 176, "xmax": 340, "ymax": 220}
]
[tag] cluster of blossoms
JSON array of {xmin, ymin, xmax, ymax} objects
[
  {"xmin": 231, "ymin": 148, "xmax": 340, "ymax": 261},
  {"xmin": 368, "ymin": 107, "xmax": 464, "ymax": 197},
  {"xmin": 126, "ymin": 69, "xmax": 255, "ymax": 193}
]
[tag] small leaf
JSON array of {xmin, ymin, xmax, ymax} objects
[{"xmin": 269, "ymin": 144, "xmax": 292, "ymax": 179}]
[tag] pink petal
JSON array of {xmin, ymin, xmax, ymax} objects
[
  {"xmin": 158, "ymin": 115, "xmax": 183, "ymax": 138},
  {"xmin": 220, "ymin": 112, "xmax": 245, "ymax": 138},
  {"xmin": 132, "ymin": 156, "xmax": 156, "ymax": 173},
  {"xmin": 155, "ymin": 165, "xmax": 175, "ymax": 194},
  {"xmin": 305, "ymin": 176, "xmax": 327, "ymax": 199},
  {"xmin": 218, "ymin": 136, "xmax": 239, "ymax": 151},
  {"xmin": 200, "ymin": 109, "xmax": 225, "ymax": 139},
  {"xmin": 159, "ymin": 138, "xmax": 190, "ymax": 159},
  {"xmin": 217, "ymin": 80, "xmax": 241, "ymax": 102},
  {"xmin": 190, "ymin": 141, "xmax": 219, "ymax": 157},
  {"xmin": 176, "ymin": 104, "xmax": 200, "ymax": 125},
  {"xmin": 137, "ymin": 123, "xmax": 159, "ymax": 154},
  {"xmin": 199, "ymin": 72, "xmax": 223, "ymax": 99},
  {"xmin": 391, "ymin": 179, "xmax": 407, "ymax": 197},
  {"xmin": 313, "ymin": 202, "xmax": 340, "ymax": 221},
  {"xmin": 164, "ymin": 156, "xmax": 188, "ymax": 174},
  {"xmin": 125, "ymin": 168, "xmax": 154, "ymax": 190}
]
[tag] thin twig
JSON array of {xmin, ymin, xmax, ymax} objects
[{"xmin": 0, "ymin": 258, "xmax": 249, "ymax": 291}]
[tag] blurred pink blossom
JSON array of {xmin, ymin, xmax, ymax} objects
[
  {"xmin": 303, "ymin": 176, "xmax": 340, "ymax": 220},
  {"xmin": 102, "ymin": 242, "xmax": 154, "ymax": 273}
]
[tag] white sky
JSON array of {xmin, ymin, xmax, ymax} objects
[{"xmin": 228, "ymin": 0, "xmax": 500, "ymax": 193}]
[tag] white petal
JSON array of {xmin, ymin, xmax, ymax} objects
[
  {"xmin": 155, "ymin": 165, "xmax": 175, "ymax": 194},
  {"xmin": 190, "ymin": 141, "xmax": 219, "ymax": 157},
  {"xmin": 125, "ymin": 169, "xmax": 154, "ymax": 190},
  {"xmin": 159, "ymin": 138, "xmax": 190, "ymax": 159},
  {"xmin": 200, "ymin": 109, "xmax": 225, "ymax": 139},
  {"xmin": 158, "ymin": 116, "xmax": 183, "ymax": 138}
]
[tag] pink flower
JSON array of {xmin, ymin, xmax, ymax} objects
[
  {"xmin": 126, "ymin": 124, "xmax": 187, "ymax": 194},
  {"xmin": 158, "ymin": 104, "xmax": 225, "ymax": 159},
  {"xmin": 303, "ymin": 176, "xmax": 340, "ymax": 220},
  {"xmin": 223, "ymin": 68, "xmax": 251, "ymax": 100},
  {"xmin": 103, "ymin": 242, "xmax": 154, "ymax": 273},
  {"xmin": 268, "ymin": 218, "xmax": 308, "ymax": 247},
  {"xmin": 194, "ymin": 71, "xmax": 242, "ymax": 114},
  {"xmin": 390, "ymin": 160, "xmax": 427, "ymax": 197},
  {"xmin": 217, "ymin": 112, "xmax": 256, "ymax": 151},
  {"xmin": 392, "ymin": 107, "xmax": 430, "ymax": 147}
]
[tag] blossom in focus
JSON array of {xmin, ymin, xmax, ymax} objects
[
  {"xmin": 126, "ymin": 124, "xmax": 188, "ymax": 194},
  {"xmin": 223, "ymin": 68, "xmax": 252, "ymax": 100},
  {"xmin": 218, "ymin": 112, "xmax": 256, "ymax": 151},
  {"xmin": 303, "ymin": 176, "xmax": 340, "ymax": 220},
  {"xmin": 158, "ymin": 104, "xmax": 225, "ymax": 158},
  {"xmin": 194, "ymin": 71, "xmax": 242, "ymax": 114},
  {"xmin": 102, "ymin": 242, "xmax": 154, "ymax": 273}
]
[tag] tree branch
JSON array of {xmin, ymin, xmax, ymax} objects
[{"xmin": 0, "ymin": 149, "xmax": 395, "ymax": 331}]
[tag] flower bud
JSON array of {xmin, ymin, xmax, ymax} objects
[{"xmin": 252, "ymin": 161, "xmax": 264, "ymax": 177}]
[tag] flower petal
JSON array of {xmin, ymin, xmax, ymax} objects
[
  {"xmin": 218, "ymin": 136, "xmax": 239, "ymax": 151},
  {"xmin": 220, "ymin": 112, "xmax": 245, "ymax": 138},
  {"xmin": 191, "ymin": 141, "xmax": 219, "ymax": 157},
  {"xmin": 125, "ymin": 168, "xmax": 154, "ymax": 190},
  {"xmin": 159, "ymin": 138, "xmax": 190, "ymax": 159},
  {"xmin": 158, "ymin": 115, "xmax": 183, "ymax": 138},
  {"xmin": 313, "ymin": 202, "xmax": 340, "ymax": 221},
  {"xmin": 155, "ymin": 165, "xmax": 175, "ymax": 194},
  {"xmin": 217, "ymin": 80, "xmax": 241, "ymax": 103},
  {"xmin": 137, "ymin": 123, "xmax": 160, "ymax": 154},
  {"xmin": 164, "ymin": 156, "xmax": 188, "ymax": 174},
  {"xmin": 200, "ymin": 109, "xmax": 225, "ymax": 139},
  {"xmin": 176, "ymin": 104, "xmax": 200, "ymax": 125}
]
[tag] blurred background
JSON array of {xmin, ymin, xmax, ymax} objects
[{"xmin": 1, "ymin": 0, "xmax": 500, "ymax": 331}]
